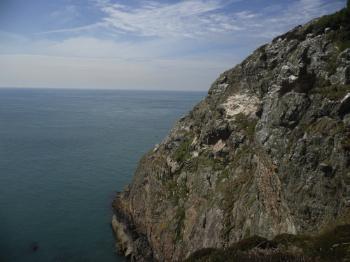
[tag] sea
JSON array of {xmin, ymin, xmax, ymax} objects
[{"xmin": 0, "ymin": 88, "xmax": 205, "ymax": 262}]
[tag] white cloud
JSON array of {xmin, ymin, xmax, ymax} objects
[
  {"xmin": 36, "ymin": 0, "xmax": 345, "ymax": 40},
  {"xmin": 258, "ymin": 0, "xmax": 345, "ymax": 37},
  {"xmin": 36, "ymin": 22, "xmax": 107, "ymax": 35},
  {"xmin": 0, "ymin": 0, "xmax": 346, "ymax": 90},
  {"xmin": 39, "ymin": 0, "xmax": 244, "ymax": 38},
  {"xmin": 99, "ymin": 0, "xmax": 243, "ymax": 38}
]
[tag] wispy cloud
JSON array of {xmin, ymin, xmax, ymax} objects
[
  {"xmin": 38, "ymin": 0, "xmax": 245, "ymax": 38},
  {"xmin": 0, "ymin": 0, "xmax": 346, "ymax": 90},
  {"xmin": 99, "ymin": 0, "xmax": 242, "ymax": 38},
  {"xmin": 97, "ymin": 0, "xmax": 344, "ymax": 39},
  {"xmin": 259, "ymin": 0, "xmax": 345, "ymax": 36},
  {"xmin": 38, "ymin": 0, "xmax": 344, "ymax": 40},
  {"xmin": 36, "ymin": 22, "xmax": 106, "ymax": 35}
]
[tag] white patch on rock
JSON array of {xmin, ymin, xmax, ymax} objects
[
  {"xmin": 221, "ymin": 93, "xmax": 260, "ymax": 117},
  {"xmin": 167, "ymin": 156, "xmax": 180, "ymax": 173},
  {"xmin": 286, "ymin": 217, "xmax": 297, "ymax": 234},
  {"xmin": 281, "ymin": 65, "xmax": 290, "ymax": 72},
  {"xmin": 341, "ymin": 92, "xmax": 350, "ymax": 103},
  {"xmin": 153, "ymin": 144, "xmax": 160, "ymax": 152},
  {"xmin": 213, "ymin": 139, "xmax": 225, "ymax": 153},
  {"xmin": 191, "ymin": 136, "xmax": 198, "ymax": 146},
  {"xmin": 191, "ymin": 151, "xmax": 199, "ymax": 157},
  {"xmin": 112, "ymin": 215, "xmax": 134, "ymax": 257},
  {"xmin": 289, "ymin": 75, "xmax": 298, "ymax": 82},
  {"xmin": 218, "ymin": 83, "xmax": 229, "ymax": 90}
]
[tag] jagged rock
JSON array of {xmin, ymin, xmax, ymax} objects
[{"xmin": 112, "ymin": 8, "xmax": 350, "ymax": 262}]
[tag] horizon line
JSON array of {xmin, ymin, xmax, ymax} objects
[{"xmin": 0, "ymin": 86, "xmax": 208, "ymax": 93}]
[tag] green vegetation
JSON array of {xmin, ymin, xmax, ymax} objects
[
  {"xmin": 185, "ymin": 235, "xmax": 309, "ymax": 262},
  {"xmin": 304, "ymin": 117, "xmax": 346, "ymax": 138},
  {"xmin": 217, "ymin": 147, "xmax": 255, "ymax": 241},
  {"xmin": 325, "ymin": 53, "xmax": 338, "ymax": 76},
  {"xmin": 341, "ymin": 135, "xmax": 350, "ymax": 151},
  {"xmin": 174, "ymin": 137, "xmax": 193, "ymax": 162},
  {"xmin": 311, "ymin": 225, "xmax": 350, "ymax": 260},
  {"xmin": 185, "ymin": 224, "xmax": 350, "ymax": 262},
  {"xmin": 164, "ymin": 177, "xmax": 188, "ymax": 242},
  {"xmin": 234, "ymin": 113, "xmax": 258, "ymax": 141},
  {"xmin": 174, "ymin": 206, "xmax": 186, "ymax": 242},
  {"xmin": 279, "ymin": 6, "xmax": 350, "ymax": 50},
  {"xmin": 310, "ymin": 7, "xmax": 350, "ymax": 52},
  {"xmin": 165, "ymin": 177, "xmax": 188, "ymax": 206},
  {"xmin": 197, "ymin": 153, "xmax": 225, "ymax": 171},
  {"xmin": 183, "ymin": 151, "xmax": 227, "ymax": 174},
  {"xmin": 311, "ymin": 84, "xmax": 350, "ymax": 100}
]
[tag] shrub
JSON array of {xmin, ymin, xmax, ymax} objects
[{"xmin": 174, "ymin": 138, "xmax": 192, "ymax": 162}]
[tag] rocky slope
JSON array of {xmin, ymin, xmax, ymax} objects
[{"xmin": 112, "ymin": 6, "xmax": 350, "ymax": 262}]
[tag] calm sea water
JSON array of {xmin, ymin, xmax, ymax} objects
[{"xmin": 0, "ymin": 88, "xmax": 204, "ymax": 262}]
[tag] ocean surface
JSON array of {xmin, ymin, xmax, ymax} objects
[{"xmin": 0, "ymin": 88, "xmax": 205, "ymax": 262}]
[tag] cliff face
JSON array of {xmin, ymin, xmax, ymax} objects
[{"xmin": 112, "ymin": 8, "xmax": 350, "ymax": 262}]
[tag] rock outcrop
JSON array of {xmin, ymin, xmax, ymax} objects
[{"xmin": 112, "ymin": 7, "xmax": 350, "ymax": 262}]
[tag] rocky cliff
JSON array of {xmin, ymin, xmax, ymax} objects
[{"xmin": 112, "ymin": 6, "xmax": 350, "ymax": 262}]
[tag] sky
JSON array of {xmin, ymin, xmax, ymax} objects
[{"xmin": 0, "ymin": 0, "xmax": 346, "ymax": 91}]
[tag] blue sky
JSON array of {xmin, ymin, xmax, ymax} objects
[{"xmin": 0, "ymin": 0, "xmax": 346, "ymax": 90}]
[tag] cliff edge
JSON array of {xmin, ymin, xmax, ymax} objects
[{"xmin": 113, "ymin": 6, "xmax": 350, "ymax": 262}]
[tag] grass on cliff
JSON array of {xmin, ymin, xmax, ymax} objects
[
  {"xmin": 174, "ymin": 138, "xmax": 193, "ymax": 162},
  {"xmin": 310, "ymin": 84, "xmax": 350, "ymax": 102},
  {"xmin": 309, "ymin": 6, "xmax": 350, "ymax": 51},
  {"xmin": 234, "ymin": 113, "xmax": 258, "ymax": 141},
  {"xmin": 185, "ymin": 224, "xmax": 350, "ymax": 262},
  {"xmin": 278, "ymin": 6, "xmax": 350, "ymax": 51}
]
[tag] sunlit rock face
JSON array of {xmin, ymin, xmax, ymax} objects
[{"xmin": 113, "ymin": 9, "xmax": 350, "ymax": 262}]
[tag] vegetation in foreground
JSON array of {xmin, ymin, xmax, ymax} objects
[{"xmin": 185, "ymin": 224, "xmax": 350, "ymax": 262}]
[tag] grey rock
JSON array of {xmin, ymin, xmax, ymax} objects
[{"xmin": 112, "ymin": 10, "xmax": 350, "ymax": 262}]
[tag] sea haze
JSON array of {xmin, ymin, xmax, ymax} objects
[{"xmin": 0, "ymin": 88, "xmax": 205, "ymax": 262}]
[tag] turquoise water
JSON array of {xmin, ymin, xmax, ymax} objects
[{"xmin": 0, "ymin": 88, "xmax": 204, "ymax": 262}]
